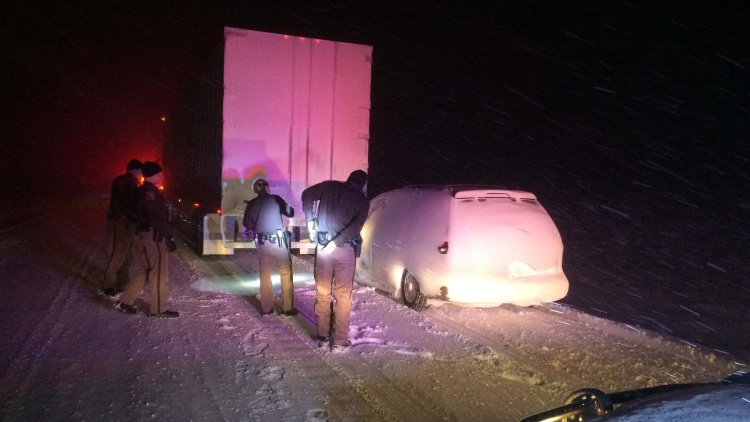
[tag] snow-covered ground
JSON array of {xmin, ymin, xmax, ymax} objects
[{"xmin": 1, "ymin": 196, "xmax": 748, "ymax": 421}]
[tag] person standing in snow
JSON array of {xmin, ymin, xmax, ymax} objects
[
  {"xmin": 301, "ymin": 170, "xmax": 368, "ymax": 348},
  {"xmin": 115, "ymin": 161, "xmax": 179, "ymax": 318},
  {"xmin": 100, "ymin": 158, "xmax": 142, "ymax": 298},
  {"xmin": 242, "ymin": 178, "xmax": 297, "ymax": 316}
]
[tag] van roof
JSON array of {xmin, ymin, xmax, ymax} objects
[{"xmin": 401, "ymin": 185, "xmax": 537, "ymax": 200}]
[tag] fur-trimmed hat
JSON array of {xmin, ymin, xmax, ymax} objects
[{"xmin": 141, "ymin": 161, "xmax": 162, "ymax": 177}]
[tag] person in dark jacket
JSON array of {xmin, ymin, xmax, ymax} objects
[
  {"xmin": 100, "ymin": 159, "xmax": 142, "ymax": 297},
  {"xmin": 115, "ymin": 161, "xmax": 178, "ymax": 318},
  {"xmin": 243, "ymin": 179, "xmax": 297, "ymax": 316},
  {"xmin": 301, "ymin": 170, "xmax": 368, "ymax": 347}
]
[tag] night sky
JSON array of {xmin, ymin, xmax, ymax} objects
[
  {"xmin": 2, "ymin": 1, "xmax": 749, "ymax": 355},
  {"xmin": 4, "ymin": 2, "xmax": 746, "ymax": 198}
]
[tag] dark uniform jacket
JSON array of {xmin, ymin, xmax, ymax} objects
[
  {"xmin": 107, "ymin": 172, "xmax": 140, "ymax": 220},
  {"xmin": 301, "ymin": 180, "xmax": 369, "ymax": 246},
  {"xmin": 133, "ymin": 181, "xmax": 171, "ymax": 235},
  {"xmin": 243, "ymin": 192, "xmax": 294, "ymax": 235}
]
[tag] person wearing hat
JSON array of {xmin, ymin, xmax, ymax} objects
[
  {"xmin": 242, "ymin": 178, "xmax": 297, "ymax": 316},
  {"xmin": 301, "ymin": 170, "xmax": 369, "ymax": 348},
  {"xmin": 100, "ymin": 159, "xmax": 142, "ymax": 297},
  {"xmin": 115, "ymin": 161, "xmax": 179, "ymax": 318}
]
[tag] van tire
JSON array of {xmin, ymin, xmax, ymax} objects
[{"xmin": 401, "ymin": 270, "xmax": 428, "ymax": 311}]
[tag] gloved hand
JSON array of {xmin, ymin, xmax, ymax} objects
[
  {"xmin": 307, "ymin": 220, "xmax": 317, "ymax": 242},
  {"xmin": 166, "ymin": 236, "xmax": 177, "ymax": 252},
  {"xmin": 320, "ymin": 241, "xmax": 337, "ymax": 255}
]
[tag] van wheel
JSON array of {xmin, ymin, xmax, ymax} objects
[{"xmin": 401, "ymin": 270, "xmax": 428, "ymax": 311}]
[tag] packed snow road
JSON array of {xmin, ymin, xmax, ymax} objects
[{"xmin": 0, "ymin": 197, "xmax": 744, "ymax": 421}]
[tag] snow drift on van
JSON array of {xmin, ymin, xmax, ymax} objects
[{"xmin": 355, "ymin": 185, "xmax": 569, "ymax": 309}]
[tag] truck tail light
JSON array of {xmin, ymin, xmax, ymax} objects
[{"xmin": 438, "ymin": 241, "xmax": 449, "ymax": 254}]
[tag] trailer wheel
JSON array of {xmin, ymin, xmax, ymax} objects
[{"xmin": 401, "ymin": 270, "xmax": 428, "ymax": 311}]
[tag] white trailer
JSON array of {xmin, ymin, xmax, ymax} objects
[{"xmin": 165, "ymin": 28, "xmax": 372, "ymax": 255}]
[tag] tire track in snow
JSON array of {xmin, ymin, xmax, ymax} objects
[
  {"xmin": 216, "ymin": 256, "xmax": 458, "ymax": 422},
  {"xmin": 420, "ymin": 305, "xmax": 571, "ymax": 397},
  {"xmin": 421, "ymin": 302, "xmax": 737, "ymax": 397},
  {"xmin": 191, "ymin": 255, "xmax": 382, "ymax": 421},
  {"xmin": 179, "ymin": 329, "xmax": 237, "ymax": 421},
  {"xmin": 0, "ymin": 205, "xmax": 90, "ymax": 408},
  {"xmin": 278, "ymin": 299, "xmax": 459, "ymax": 422}
]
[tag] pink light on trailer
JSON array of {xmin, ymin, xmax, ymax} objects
[{"xmin": 221, "ymin": 28, "xmax": 371, "ymax": 216}]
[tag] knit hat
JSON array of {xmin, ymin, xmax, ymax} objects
[
  {"xmin": 126, "ymin": 159, "xmax": 143, "ymax": 171},
  {"xmin": 346, "ymin": 170, "xmax": 367, "ymax": 188},
  {"xmin": 141, "ymin": 161, "xmax": 162, "ymax": 177}
]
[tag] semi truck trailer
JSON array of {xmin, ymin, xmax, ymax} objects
[{"xmin": 163, "ymin": 27, "xmax": 372, "ymax": 255}]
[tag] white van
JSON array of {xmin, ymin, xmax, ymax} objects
[{"xmin": 355, "ymin": 185, "xmax": 569, "ymax": 309}]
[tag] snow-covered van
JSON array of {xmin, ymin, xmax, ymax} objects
[{"xmin": 355, "ymin": 185, "xmax": 569, "ymax": 309}]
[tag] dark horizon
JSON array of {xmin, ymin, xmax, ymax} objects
[{"xmin": 3, "ymin": 3, "xmax": 747, "ymax": 200}]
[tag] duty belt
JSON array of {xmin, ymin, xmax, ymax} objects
[{"xmin": 255, "ymin": 232, "xmax": 279, "ymax": 246}]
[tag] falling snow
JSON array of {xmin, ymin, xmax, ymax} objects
[
  {"xmin": 2, "ymin": 2, "xmax": 749, "ymax": 420},
  {"xmin": 1, "ymin": 195, "xmax": 748, "ymax": 421}
]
